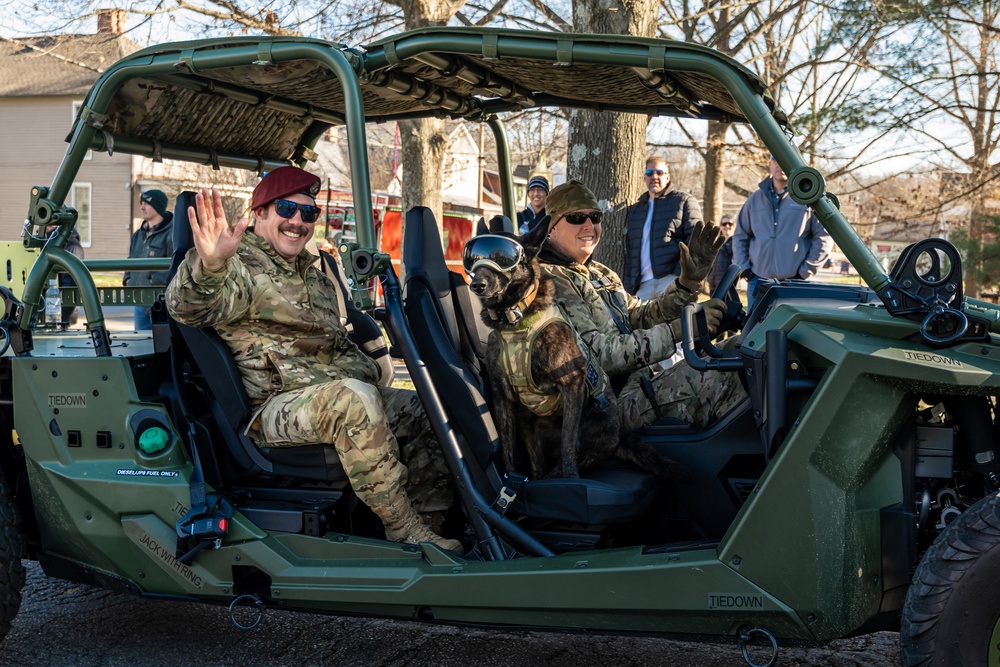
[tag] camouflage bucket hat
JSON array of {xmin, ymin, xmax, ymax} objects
[{"xmin": 545, "ymin": 180, "xmax": 600, "ymax": 232}]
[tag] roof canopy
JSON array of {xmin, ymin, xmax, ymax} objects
[{"xmin": 87, "ymin": 29, "xmax": 785, "ymax": 168}]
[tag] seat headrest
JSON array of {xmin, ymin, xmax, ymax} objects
[
  {"xmin": 487, "ymin": 215, "xmax": 514, "ymax": 235},
  {"xmin": 402, "ymin": 206, "xmax": 451, "ymax": 293},
  {"xmin": 173, "ymin": 191, "xmax": 198, "ymax": 254},
  {"xmin": 167, "ymin": 191, "xmax": 198, "ymax": 285}
]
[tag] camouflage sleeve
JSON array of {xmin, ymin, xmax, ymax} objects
[
  {"xmin": 164, "ymin": 247, "xmax": 253, "ymax": 327},
  {"xmin": 547, "ymin": 267, "xmax": 678, "ymax": 375},
  {"xmin": 624, "ymin": 279, "xmax": 699, "ymax": 330}
]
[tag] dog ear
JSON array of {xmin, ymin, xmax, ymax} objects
[
  {"xmin": 520, "ymin": 215, "xmax": 549, "ymax": 258},
  {"xmin": 476, "ymin": 217, "xmax": 489, "ymax": 236}
]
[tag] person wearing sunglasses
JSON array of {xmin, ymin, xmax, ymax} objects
[
  {"xmin": 532, "ymin": 180, "xmax": 746, "ymax": 433},
  {"xmin": 622, "ymin": 156, "xmax": 703, "ymax": 302},
  {"xmin": 125, "ymin": 189, "xmax": 174, "ymax": 330},
  {"xmin": 707, "ymin": 214, "xmax": 736, "ymax": 294},
  {"xmin": 166, "ymin": 166, "xmax": 462, "ymax": 553}
]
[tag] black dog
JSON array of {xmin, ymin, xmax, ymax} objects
[{"xmin": 465, "ymin": 223, "xmax": 681, "ymax": 481}]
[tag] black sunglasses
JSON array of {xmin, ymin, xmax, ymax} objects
[
  {"xmin": 463, "ymin": 234, "xmax": 524, "ymax": 274},
  {"xmin": 273, "ymin": 199, "xmax": 321, "ymax": 223},
  {"xmin": 644, "ymin": 169, "xmax": 666, "ymax": 177},
  {"xmin": 563, "ymin": 211, "xmax": 603, "ymax": 225}
]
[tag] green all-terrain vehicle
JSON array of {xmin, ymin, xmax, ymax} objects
[{"xmin": 2, "ymin": 28, "xmax": 999, "ymax": 667}]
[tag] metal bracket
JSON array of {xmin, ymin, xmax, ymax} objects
[{"xmin": 254, "ymin": 42, "xmax": 273, "ymax": 66}]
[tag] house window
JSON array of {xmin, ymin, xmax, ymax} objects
[
  {"xmin": 72, "ymin": 183, "xmax": 92, "ymax": 248},
  {"xmin": 71, "ymin": 101, "xmax": 93, "ymax": 160}
]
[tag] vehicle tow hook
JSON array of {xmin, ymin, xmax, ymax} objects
[
  {"xmin": 737, "ymin": 626, "xmax": 778, "ymax": 667},
  {"xmin": 228, "ymin": 593, "xmax": 265, "ymax": 630}
]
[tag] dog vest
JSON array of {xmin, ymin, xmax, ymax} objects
[{"xmin": 497, "ymin": 301, "xmax": 611, "ymax": 417}]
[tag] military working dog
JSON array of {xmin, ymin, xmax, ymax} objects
[{"xmin": 464, "ymin": 222, "xmax": 681, "ymax": 480}]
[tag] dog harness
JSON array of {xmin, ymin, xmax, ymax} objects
[{"xmin": 496, "ymin": 301, "xmax": 611, "ymax": 417}]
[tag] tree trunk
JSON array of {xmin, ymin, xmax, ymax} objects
[
  {"xmin": 399, "ymin": 117, "xmax": 447, "ymax": 223},
  {"xmin": 395, "ymin": 0, "xmax": 466, "ymax": 235},
  {"xmin": 570, "ymin": 0, "xmax": 656, "ymax": 276},
  {"xmin": 702, "ymin": 121, "xmax": 729, "ymax": 226},
  {"xmin": 568, "ymin": 111, "xmax": 647, "ymax": 275},
  {"xmin": 700, "ymin": 7, "xmax": 732, "ymax": 229}
]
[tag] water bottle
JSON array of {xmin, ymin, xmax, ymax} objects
[{"xmin": 44, "ymin": 279, "xmax": 61, "ymax": 325}]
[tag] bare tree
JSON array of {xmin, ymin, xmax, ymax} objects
[
  {"xmin": 874, "ymin": 0, "xmax": 1000, "ymax": 296},
  {"xmin": 658, "ymin": 0, "xmax": 910, "ymax": 228},
  {"xmin": 568, "ymin": 0, "xmax": 657, "ymax": 274}
]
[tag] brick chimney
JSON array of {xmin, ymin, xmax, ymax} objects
[{"xmin": 97, "ymin": 9, "xmax": 127, "ymax": 34}]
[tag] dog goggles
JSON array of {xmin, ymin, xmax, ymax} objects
[
  {"xmin": 563, "ymin": 211, "xmax": 603, "ymax": 225},
  {"xmin": 273, "ymin": 199, "xmax": 321, "ymax": 223},
  {"xmin": 462, "ymin": 234, "xmax": 524, "ymax": 274}
]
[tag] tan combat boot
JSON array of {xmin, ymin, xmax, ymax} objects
[{"xmin": 376, "ymin": 490, "xmax": 464, "ymax": 554}]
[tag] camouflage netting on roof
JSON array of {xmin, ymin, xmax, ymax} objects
[
  {"xmin": 98, "ymin": 36, "xmax": 762, "ymax": 162},
  {"xmin": 105, "ymin": 79, "xmax": 310, "ymax": 161},
  {"xmin": 427, "ymin": 56, "xmax": 743, "ymax": 117}
]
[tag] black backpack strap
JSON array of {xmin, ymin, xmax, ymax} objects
[{"xmin": 318, "ymin": 250, "xmax": 351, "ymax": 332}]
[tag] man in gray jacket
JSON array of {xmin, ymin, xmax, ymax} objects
[{"xmin": 732, "ymin": 155, "xmax": 831, "ymax": 307}]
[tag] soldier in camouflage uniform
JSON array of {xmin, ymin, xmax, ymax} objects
[
  {"xmin": 538, "ymin": 180, "xmax": 747, "ymax": 431},
  {"xmin": 165, "ymin": 166, "xmax": 461, "ymax": 553}
]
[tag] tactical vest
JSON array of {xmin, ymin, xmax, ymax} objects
[{"xmin": 497, "ymin": 301, "xmax": 611, "ymax": 417}]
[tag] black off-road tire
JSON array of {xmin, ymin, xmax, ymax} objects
[
  {"xmin": 0, "ymin": 477, "xmax": 25, "ymax": 643},
  {"xmin": 901, "ymin": 491, "xmax": 1000, "ymax": 666}
]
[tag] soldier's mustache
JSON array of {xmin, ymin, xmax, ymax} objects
[{"xmin": 278, "ymin": 223, "xmax": 309, "ymax": 236}]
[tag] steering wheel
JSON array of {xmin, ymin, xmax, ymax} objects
[
  {"xmin": 711, "ymin": 263, "xmax": 741, "ymax": 303},
  {"xmin": 707, "ymin": 264, "xmax": 745, "ymax": 338}
]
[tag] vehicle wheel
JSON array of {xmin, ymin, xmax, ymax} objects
[
  {"xmin": 901, "ymin": 491, "xmax": 1000, "ymax": 666},
  {"xmin": 0, "ymin": 477, "xmax": 24, "ymax": 642}
]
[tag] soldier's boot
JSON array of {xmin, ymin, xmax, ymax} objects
[
  {"xmin": 419, "ymin": 510, "xmax": 448, "ymax": 537},
  {"xmin": 374, "ymin": 488, "xmax": 464, "ymax": 554}
]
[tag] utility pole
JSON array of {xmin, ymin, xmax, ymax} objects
[{"xmin": 478, "ymin": 124, "xmax": 486, "ymax": 213}]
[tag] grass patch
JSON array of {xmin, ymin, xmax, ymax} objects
[
  {"xmin": 91, "ymin": 272, "xmax": 126, "ymax": 288},
  {"xmin": 392, "ymin": 378, "xmax": 415, "ymax": 391}
]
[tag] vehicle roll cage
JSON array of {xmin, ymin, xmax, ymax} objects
[{"xmin": 16, "ymin": 27, "xmax": 998, "ymax": 352}]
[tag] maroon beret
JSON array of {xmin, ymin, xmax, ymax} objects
[{"xmin": 250, "ymin": 166, "xmax": 322, "ymax": 211}]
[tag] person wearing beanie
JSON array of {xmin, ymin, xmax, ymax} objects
[
  {"xmin": 165, "ymin": 166, "xmax": 462, "ymax": 554},
  {"xmin": 517, "ymin": 174, "xmax": 549, "ymax": 234},
  {"xmin": 528, "ymin": 179, "xmax": 745, "ymax": 432},
  {"xmin": 622, "ymin": 156, "xmax": 703, "ymax": 299},
  {"xmin": 125, "ymin": 189, "xmax": 174, "ymax": 330}
]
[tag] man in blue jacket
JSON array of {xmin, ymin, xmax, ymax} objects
[
  {"xmin": 733, "ymin": 155, "xmax": 832, "ymax": 308},
  {"xmin": 622, "ymin": 156, "xmax": 701, "ymax": 300}
]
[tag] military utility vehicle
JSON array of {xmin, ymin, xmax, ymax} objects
[{"xmin": 2, "ymin": 28, "xmax": 998, "ymax": 667}]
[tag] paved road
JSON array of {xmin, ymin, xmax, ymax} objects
[{"xmin": 0, "ymin": 562, "xmax": 899, "ymax": 667}]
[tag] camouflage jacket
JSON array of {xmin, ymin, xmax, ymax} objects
[
  {"xmin": 495, "ymin": 300, "xmax": 610, "ymax": 417},
  {"xmin": 165, "ymin": 232, "xmax": 380, "ymax": 405},
  {"xmin": 538, "ymin": 247, "xmax": 698, "ymax": 375}
]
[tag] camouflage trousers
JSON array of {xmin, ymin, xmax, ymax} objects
[
  {"xmin": 255, "ymin": 380, "xmax": 452, "ymax": 514},
  {"xmin": 618, "ymin": 364, "xmax": 747, "ymax": 432}
]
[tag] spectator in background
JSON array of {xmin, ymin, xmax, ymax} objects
[
  {"xmin": 125, "ymin": 189, "xmax": 174, "ymax": 330},
  {"xmin": 707, "ymin": 214, "xmax": 735, "ymax": 294},
  {"xmin": 517, "ymin": 175, "xmax": 548, "ymax": 235},
  {"xmin": 623, "ymin": 156, "xmax": 702, "ymax": 300},
  {"xmin": 732, "ymin": 155, "xmax": 832, "ymax": 308}
]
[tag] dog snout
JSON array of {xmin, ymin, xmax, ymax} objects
[{"xmin": 469, "ymin": 275, "xmax": 487, "ymax": 294}]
